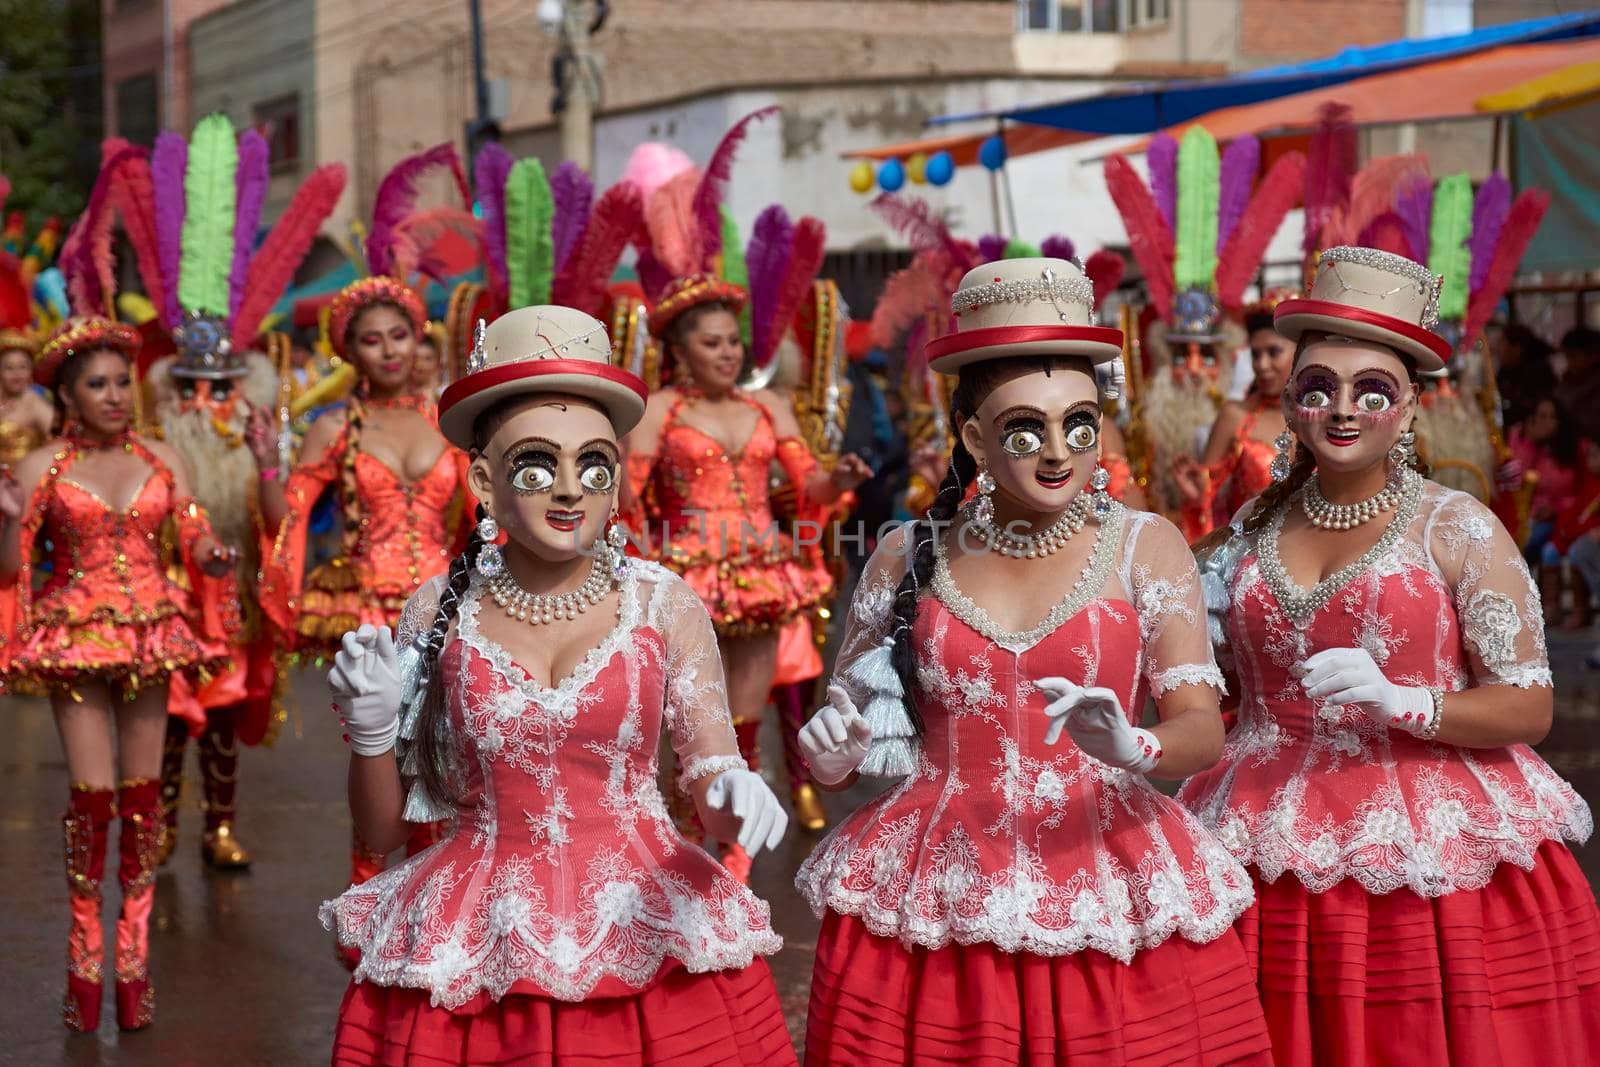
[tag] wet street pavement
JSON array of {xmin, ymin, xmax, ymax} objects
[{"xmin": 5, "ymin": 631, "xmax": 1600, "ymax": 1065}]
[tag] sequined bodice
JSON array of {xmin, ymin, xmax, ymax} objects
[
  {"xmin": 655, "ymin": 408, "xmax": 778, "ymax": 539},
  {"xmin": 39, "ymin": 476, "xmax": 185, "ymax": 622},
  {"xmin": 348, "ymin": 449, "xmax": 458, "ymax": 594}
]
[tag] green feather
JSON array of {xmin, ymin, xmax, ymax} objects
[
  {"xmin": 1173, "ymin": 126, "xmax": 1220, "ymax": 291},
  {"xmin": 1428, "ymin": 173, "xmax": 1473, "ymax": 322},
  {"xmin": 177, "ymin": 113, "xmax": 238, "ymax": 315},
  {"xmin": 1003, "ymin": 239, "xmax": 1040, "ymax": 258},
  {"xmin": 718, "ymin": 206, "xmax": 751, "ymax": 347},
  {"xmin": 505, "ymin": 158, "xmax": 555, "ymax": 307}
]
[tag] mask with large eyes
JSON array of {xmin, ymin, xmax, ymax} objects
[
  {"xmin": 1292, "ymin": 373, "xmax": 1335, "ymax": 412},
  {"xmin": 1000, "ymin": 420, "xmax": 1044, "ymax": 458},
  {"xmin": 1064, "ymin": 416, "xmax": 1099, "ymax": 453},
  {"xmin": 1353, "ymin": 376, "xmax": 1397, "ymax": 415},
  {"xmin": 508, "ymin": 448, "xmax": 557, "ymax": 494}
]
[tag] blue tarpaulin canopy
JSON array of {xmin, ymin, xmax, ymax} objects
[{"xmin": 931, "ymin": 11, "xmax": 1600, "ymax": 135}]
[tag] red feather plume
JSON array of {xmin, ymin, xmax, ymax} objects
[
  {"xmin": 1214, "ymin": 151, "xmax": 1307, "ymax": 311},
  {"xmin": 552, "ymin": 182, "xmax": 646, "ymax": 318},
  {"xmin": 1302, "ymin": 103, "xmax": 1357, "ymax": 257},
  {"xmin": 1084, "ymin": 249, "xmax": 1125, "ymax": 310},
  {"xmin": 869, "ymin": 194, "xmax": 974, "ymax": 279},
  {"xmin": 1359, "ymin": 211, "xmax": 1413, "ymax": 259},
  {"xmin": 869, "ymin": 262, "xmax": 945, "ymax": 351},
  {"xmin": 1323, "ymin": 154, "xmax": 1429, "ymax": 250},
  {"xmin": 694, "ymin": 105, "xmax": 778, "ymax": 264},
  {"xmin": 389, "ymin": 206, "xmax": 484, "ymax": 285},
  {"xmin": 644, "ymin": 170, "xmax": 703, "ymax": 279},
  {"xmin": 104, "ymin": 151, "xmax": 165, "ymax": 317},
  {"xmin": 1102, "ymin": 154, "xmax": 1175, "ymax": 321},
  {"xmin": 232, "ymin": 164, "xmax": 347, "ymax": 345},
  {"xmin": 61, "ymin": 146, "xmax": 142, "ymax": 316},
  {"xmin": 1461, "ymin": 189, "xmax": 1550, "ymax": 351},
  {"xmin": 753, "ymin": 216, "xmax": 825, "ymax": 368},
  {"xmin": 367, "ymin": 143, "xmax": 468, "ymax": 276}
]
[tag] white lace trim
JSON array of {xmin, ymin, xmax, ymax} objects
[
  {"xmin": 1148, "ymin": 662, "xmax": 1227, "ymax": 698},
  {"xmin": 680, "ymin": 753, "xmax": 748, "ymax": 790}
]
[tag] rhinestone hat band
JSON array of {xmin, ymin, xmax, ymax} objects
[
  {"xmin": 951, "ymin": 266, "xmax": 1095, "ymax": 319},
  {"xmin": 1317, "ymin": 246, "xmax": 1443, "ymax": 330},
  {"xmin": 466, "ymin": 316, "xmax": 609, "ymax": 375}
]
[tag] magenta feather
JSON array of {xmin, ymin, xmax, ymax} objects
[
  {"xmin": 1394, "ymin": 178, "xmax": 1433, "ymax": 263},
  {"xmin": 1302, "ymin": 103, "xmax": 1357, "ymax": 256},
  {"xmin": 367, "ymin": 143, "xmax": 464, "ymax": 276},
  {"xmin": 1039, "ymin": 235, "xmax": 1076, "ymax": 262},
  {"xmin": 868, "ymin": 194, "xmax": 975, "ymax": 280},
  {"xmin": 152, "ymin": 131, "xmax": 188, "ymax": 327},
  {"xmin": 754, "ymin": 216, "xmax": 824, "ymax": 368},
  {"xmin": 746, "ymin": 204, "xmax": 795, "ymax": 365},
  {"xmin": 1360, "ymin": 212, "xmax": 1413, "ymax": 258},
  {"xmin": 61, "ymin": 150, "xmax": 130, "ymax": 316},
  {"xmin": 474, "ymin": 143, "xmax": 513, "ymax": 298},
  {"xmin": 1147, "ymin": 134, "xmax": 1179, "ymax": 231},
  {"xmin": 550, "ymin": 181, "xmax": 645, "ymax": 316},
  {"xmin": 634, "ymin": 249, "xmax": 673, "ymax": 304},
  {"xmin": 1215, "ymin": 135, "xmax": 1260, "ymax": 252},
  {"xmin": 1467, "ymin": 173, "xmax": 1510, "ymax": 295},
  {"xmin": 228, "ymin": 128, "xmax": 270, "ymax": 320},
  {"xmin": 1461, "ymin": 189, "xmax": 1548, "ymax": 350},
  {"xmin": 550, "ymin": 161, "xmax": 593, "ymax": 273},
  {"xmin": 693, "ymin": 105, "xmax": 778, "ymax": 264},
  {"xmin": 105, "ymin": 149, "xmax": 166, "ymax": 317},
  {"xmin": 978, "ymin": 234, "xmax": 1008, "ymax": 262}
]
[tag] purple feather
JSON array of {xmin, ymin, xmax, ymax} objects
[
  {"xmin": 368, "ymin": 143, "xmax": 463, "ymax": 276},
  {"xmin": 1147, "ymin": 133, "xmax": 1179, "ymax": 231},
  {"xmin": 1467, "ymin": 173, "xmax": 1510, "ymax": 294},
  {"xmin": 474, "ymin": 144, "xmax": 513, "ymax": 294},
  {"xmin": 978, "ymin": 233, "xmax": 1008, "ymax": 262},
  {"xmin": 228, "ymin": 129, "xmax": 270, "ymax": 320},
  {"xmin": 1394, "ymin": 178, "xmax": 1433, "ymax": 263},
  {"xmin": 746, "ymin": 204, "xmax": 795, "ymax": 366},
  {"xmin": 550, "ymin": 161, "xmax": 594, "ymax": 273},
  {"xmin": 152, "ymin": 132, "xmax": 188, "ymax": 329},
  {"xmin": 1039, "ymin": 235, "xmax": 1076, "ymax": 262},
  {"xmin": 1215, "ymin": 135, "xmax": 1260, "ymax": 253}
]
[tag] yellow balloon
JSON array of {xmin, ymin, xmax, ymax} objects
[
  {"xmin": 907, "ymin": 152, "xmax": 928, "ymax": 185},
  {"xmin": 848, "ymin": 161, "xmax": 875, "ymax": 194}
]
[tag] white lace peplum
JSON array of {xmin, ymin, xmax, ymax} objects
[
  {"xmin": 320, "ymin": 562, "xmax": 779, "ymax": 1009},
  {"xmin": 796, "ymin": 506, "xmax": 1253, "ymax": 963},
  {"xmin": 1180, "ymin": 481, "xmax": 1591, "ymax": 897}
]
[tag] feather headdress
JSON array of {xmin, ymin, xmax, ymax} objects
[{"xmin": 366, "ymin": 143, "xmax": 471, "ymax": 277}]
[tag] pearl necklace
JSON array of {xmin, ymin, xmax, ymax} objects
[
  {"xmin": 968, "ymin": 494, "xmax": 1092, "ymax": 558},
  {"xmin": 486, "ymin": 553, "xmax": 615, "ymax": 624},
  {"xmin": 1301, "ymin": 470, "xmax": 1407, "ymax": 530}
]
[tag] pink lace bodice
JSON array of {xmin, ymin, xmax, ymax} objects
[
  {"xmin": 1180, "ymin": 480, "xmax": 1590, "ymax": 897},
  {"xmin": 320, "ymin": 561, "xmax": 779, "ymax": 1008},
  {"xmin": 796, "ymin": 506, "xmax": 1253, "ymax": 962}
]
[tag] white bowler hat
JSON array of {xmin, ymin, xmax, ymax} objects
[
  {"xmin": 1274, "ymin": 246, "xmax": 1452, "ymax": 372},
  {"xmin": 925, "ymin": 257, "xmax": 1123, "ymax": 375},
  {"xmin": 438, "ymin": 305, "xmax": 648, "ymax": 449}
]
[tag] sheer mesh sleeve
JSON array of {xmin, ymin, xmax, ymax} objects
[
  {"xmin": 1427, "ymin": 488, "xmax": 1553, "ymax": 689},
  {"xmin": 397, "ymin": 574, "xmax": 445, "ymax": 648},
  {"xmin": 648, "ymin": 571, "xmax": 747, "ymax": 793},
  {"xmin": 831, "ymin": 524, "xmax": 916, "ymax": 776},
  {"xmin": 1123, "ymin": 512, "xmax": 1226, "ymax": 699}
]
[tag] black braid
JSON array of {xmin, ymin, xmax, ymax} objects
[{"xmin": 411, "ymin": 501, "xmax": 486, "ymax": 808}]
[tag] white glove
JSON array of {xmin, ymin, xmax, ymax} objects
[
  {"xmin": 797, "ymin": 685, "xmax": 874, "ymax": 786},
  {"xmin": 328, "ymin": 624, "xmax": 403, "ymax": 756},
  {"xmin": 705, "ymin": 769, "xmax": 789, "ymax": 858},
  {"xmin": 1298, "ymin": 647, "xmax": 1437, "ymax": 736},
  {"xmin": 1038, "ymin": 677, "xmax": 1162, "ymax": 773}
]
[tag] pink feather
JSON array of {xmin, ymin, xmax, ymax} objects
[
  {"xmin": 1084, "ymin": 249, "xmax": 1125, "ymax": 311},
  {"xmin": 644, "ymin": 170, "xmax": 703, "ymax": 279},
  {"xmin": 551, "ymin": 181, "xmax": 645, "ymax": 318},
  {"xmin": 753, "ymin": 216, "xmax": 824, "ymax": 368},
  {"xmin": 693, "ymin": 106, "xmax": 778, "ymax": 263},
  {"xmin": 229, "ymin": 128, "xmax": 270, "ymax": 319},
  {"xmin": 869, "ymin": 194, "xmax": 974, "ymax": 280},
  {"xmin": 1215, "ymin": 150, "xmax": 1306, "ymax": 311},
  {"xmin": 1103, "ymin": 154, "xmax": 1175, "ymax": 321},
  {"xmin": 232, "ymin": 164, "xmax": 347, "ymax": 345},
  {"xmin": 1461, "ymin": 189, "xmax": 1549, "ymax": 351},
  {"xmin": 62, "ymin": 146, "xmax": 141, "ymax": 317},
  {"xmin": 367, "ymin": 143, "xmax": 466, "ymax": 276},
  {"xmin": 870, "ymin": 264, "xmax": 945, "ymax": 351},
  {"xmin": 620, "ymin": 143, "xmax": 694, "ymax": 204},
  {"xmin": 1324, "ymin": 154, "xmax": 1430, "ymax": 249}
]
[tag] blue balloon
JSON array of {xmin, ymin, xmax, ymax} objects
[
  {"xmin": 877, "ymin": 158, "xmax": 906, "ymax": 192},
  {"xmin": 925, "ymin": 150, "xmax": 955, "ymax": 187},
  {"xmin": 979, "ymin": 135, "xmax": 1007, "ymax": 171}
]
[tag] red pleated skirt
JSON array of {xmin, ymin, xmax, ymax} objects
[
  {"xmin": 331, "ymin": 959, "xmax": 797, "ymax": 1067},
  {"xmin": 1241, "ymin": 840, "xmax": 1600, "ymax": 1067},
  {"xmin": 805, "ymin": 912, "xmax": 1274, "ymax": 1065}
]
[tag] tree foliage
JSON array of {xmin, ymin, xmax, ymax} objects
[{"xmin": 0, "ymin": 0, "xmax": 102, "ymax": 228}]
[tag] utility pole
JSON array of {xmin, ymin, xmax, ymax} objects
[
  {"xmin": 541, "ymin": 0, "xmax": 606, "ymax": 172},
  {"xmin": 466, "ymin": 0, "xmax": 495, "ymax": 177}
]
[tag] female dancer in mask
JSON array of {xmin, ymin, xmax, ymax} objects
[
  {"xmin": 1180, "ymin": 247, "xmax": 1600, "ymax": 1065},
  {"xmin": 795, "ymin": 259, "xmax": 1272, "ymax": 1065},
  {"xmin": 320, "ymin": 306, "xmax": 795, "ymax": 1066}
]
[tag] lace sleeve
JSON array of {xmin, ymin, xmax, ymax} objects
[
  {"xmin": 651, "ymin": 572, "xmax": 747, "ymax": 792},
  {"xmin": 397, "ymin": 575, "xmax": 445, "ymax": 648},
  {"xmin": 395, "ymin": 575, "xmax": 454, "ymax": 823},
  {"xmin": 1428, "ymin": 489, "xmax": 1552, "ymax": 689},
  {"xmin": 831, "ymin": 524, "xmax": 915, "ymax": 776},
  {"xmin": 1125, "ymin": 513, "xmax": 1227, "ymax": 699}
]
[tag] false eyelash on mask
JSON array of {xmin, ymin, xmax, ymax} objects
[
  {"xmin": 1292, "ymin": 375, "xmax": 1336, "ymax": 403},
  {"xmin": 1353, "ymin": 377, "xmax": 1398, "ymax": 402}
]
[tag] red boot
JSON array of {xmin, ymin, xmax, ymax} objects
[
  {"xmin": 62, "ymin": 785, "xmax": 113, "ymax": 1032},
  {"xmin": 157, "ymin": 718, "xmax": 186, "ymax": 866},
  {"xmin": 115, "ymin": 778, "xmax": 162, "ymax": 1030}
]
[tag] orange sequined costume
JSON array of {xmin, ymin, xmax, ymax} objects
[
  {"xmin": 259, "ymin": 400, "xmax": 469, "ymax": 662},
  {"xmin": 628, "ymin": 390, "xmax": 832, "ymax": 636},
  {"xmin": 0, "ymin": 435, "xmax": 236, "ymax": 698},
  {"xmin": 1182, "ymin": 402, "xmax": 1280, "ymax": 541}
]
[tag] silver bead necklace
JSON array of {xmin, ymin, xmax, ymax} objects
[
  {"xmin": 967, "ymin": 494, "xmax": 1092, "ymax": 558},
  {"xmin": 1301, "ymin": 469, "xmax": 1405, "ymax": 530},
  {"xmin": 486, "ymin": 550, "xmax": 616, "ymax": 625}
]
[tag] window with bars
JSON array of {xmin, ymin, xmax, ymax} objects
[{"xmin": 1016, "ymin": 0, "xmax": 1168, "ymax": 32}]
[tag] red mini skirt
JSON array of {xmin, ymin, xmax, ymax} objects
[
  {"xmin": 332, "ymin": 959, "xmax": 797, "ymax": 1067},
  {"xmin": 1241, "ymin": 840, "xmax": 1600, "ymax": 1067},
  {"xmin": 805, "ymin": 912, "xmax": 1273, "ymax": 1065}
]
